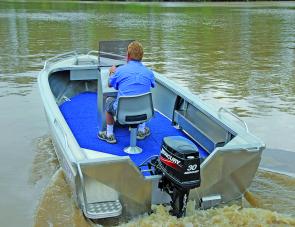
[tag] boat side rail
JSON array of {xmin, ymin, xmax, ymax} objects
[
  {"xmin": 153, "ymin": 72, "xmax": 238, "ymax": 135},
  {"xmin": 215, "ymin": 146, "xmax": 263, "ymax": 153},
  {"xmin": 218, "ymin": 107, "xmax": 249, "ymax": 133},
  {"xmin": 44, "ymin": 51, "xmax": 78, "ymax": 70},
  {"xmin": 153, "ymin": 72, "xmax": 260, "ymax": 139},
  {"xmin": 173, "ymin": 110, "xmax": 226, "ymax": 154}
]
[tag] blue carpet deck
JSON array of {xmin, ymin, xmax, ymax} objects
[{"xmin": 60, "ymin": 92, "xmax": 208, "ymax": 167}]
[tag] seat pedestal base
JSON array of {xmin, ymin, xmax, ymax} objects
[{"xmin": 124, "ymin": 146, "xmax": 142, "ymax": 154}]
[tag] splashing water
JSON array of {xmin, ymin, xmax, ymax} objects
[
  {"xmin": 122, "ymin": 204, "xmax": 295, "ymax": 227},
  {"xmin": 34, "ymin": 170, "xmax": 295, "ymax": 227},
  {"xmin": 34, "ymin": 168, "xmax": 93, "ymax": 227},
  {"xmin": 33, "ymin": 138, "xmax": 295, "ymax": 227},
  {"xmin": 30, "ymin": 135, "xmax": 59, "ymax": 184},
  {"xmin": 247, "ymin": 170, "xmax": 295, "ymax": 216}
]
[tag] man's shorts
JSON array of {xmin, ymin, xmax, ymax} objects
[{"xmin": 105, "ymin": 97, "xmax": 116, "ymax": 116}]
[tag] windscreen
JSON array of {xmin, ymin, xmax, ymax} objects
[{"xmin": 98, "ymin": 40, "xmax": 134, "ymax": 66}]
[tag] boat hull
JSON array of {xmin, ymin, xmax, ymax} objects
[{"xmin": 38, "ymin": 52, "xmax": 265, "ymax": 219}]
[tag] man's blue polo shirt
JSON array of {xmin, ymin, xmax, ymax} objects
[{"xmin": 109, "ymin": 60, "xmax": 155, "ymax": 109}]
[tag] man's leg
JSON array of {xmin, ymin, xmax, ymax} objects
[
  {"xmin": 98, "ymin": 97, "xmax": 117, "ymax": 144},
  {"xmin": 137, "ymin": 122, "xmax": 150, "ymax": 140},
  {"xmin": 106, "ymin": 111, "xmax": 114, "ymax": 137},
  {"xmin": 138, "ymin": 122, "xmax": 146, "ymax": 133}
]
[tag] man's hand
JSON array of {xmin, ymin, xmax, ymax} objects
[
  {"xmin": 109, "ymin": 65, "xmax": 116, "ymax": 76},
  {"xmin": 108, "ymin": 65, "xmax": 116, "ymax": 87}
]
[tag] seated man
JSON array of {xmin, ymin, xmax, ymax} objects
[{"xmin": 98, "ymin": 41, "xmax": 155, "ymax": 144}]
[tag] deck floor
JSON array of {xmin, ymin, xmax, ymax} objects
[{"xmin": 60, "ymin": 92, "xmax": 207, "ymax": 166}]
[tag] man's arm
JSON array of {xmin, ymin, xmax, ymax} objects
[
  {"xmin": 150, "ymin": 71, "xmax": 156, "ymax": 88},
  {"xmin": 108, "ymin": 65, "xmax": 117, "ymax": 88}
]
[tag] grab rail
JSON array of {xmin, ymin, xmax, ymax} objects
[
  {"xmin": 218, "ymin": 107, "xmax": 249, "ymax": 132},
  {"xmin": 99, "ymin": 51, "xmax": 125, "ymax": 58},
  {"xmin": 43, "ymin": 50, "xmax": 125, "ymax": 70},
  {"xmin": 87, "ymin": 50, "xmax": 98, "ymax": 56},
  {"xmin": 43, "ymin": 51, "xmax": 78, "ymax": 70},
  {"xmin": 87, "ymin": 50, "xmax": 125, "ymax": 58}
]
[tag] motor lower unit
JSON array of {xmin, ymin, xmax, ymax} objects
[{"xmin": 157, "ymin": 136, "xmax": 201, "ymax": 217}]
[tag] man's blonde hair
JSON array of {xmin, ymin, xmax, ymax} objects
[{"xmin": 127, "ymin": 41, "xmax": 143, "ymax": 61}]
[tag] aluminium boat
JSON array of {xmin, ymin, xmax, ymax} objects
[{"xmin": 38, "ymin": 41, "xmax": 265, "ymax": 220}]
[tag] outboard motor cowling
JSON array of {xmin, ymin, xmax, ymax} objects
[
  {"xmin": 157, "ymin": 136, "xmax": 201, "ymax": 217},
  {"xmin": 159, "ymin": 136, "xmax": 201, "ymax": 188}
]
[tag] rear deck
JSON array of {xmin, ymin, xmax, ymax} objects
[{"xmin": 59, "ymin": 92, "xmax": 209, "ymax": 167}]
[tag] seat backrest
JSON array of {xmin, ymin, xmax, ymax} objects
[{"xmin": 116, "ymin": 92, "xmax": 154, "ymax": 125}]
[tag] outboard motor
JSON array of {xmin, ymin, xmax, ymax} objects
[{"xmin": 156, "ymin": 136, "xmax": 201, "ymax": 217}]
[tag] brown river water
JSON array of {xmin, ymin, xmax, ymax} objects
[{"xmin": 0, "ymin": 1, "xmax": 294, "ymax": 226}]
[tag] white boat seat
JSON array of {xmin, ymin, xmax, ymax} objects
[{"xmin": 116, "ymin": 92, "xmax": 154, "ymax": 154}]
